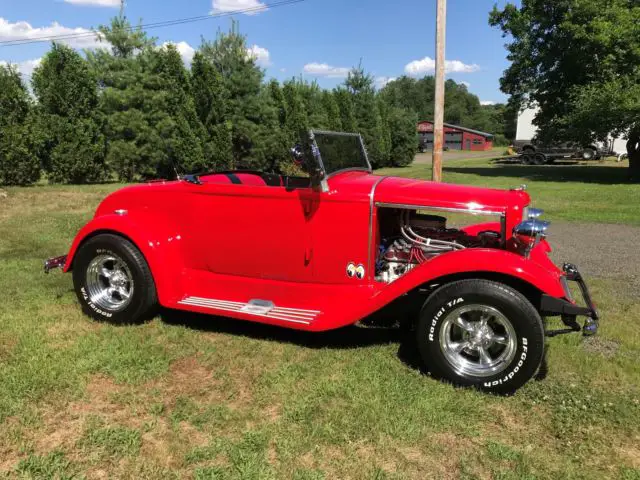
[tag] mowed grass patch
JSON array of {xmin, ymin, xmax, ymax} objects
[
  {"xmin": 0, "ymin": 181, "xmax": 638, "ymax": 478},
  {"xmin": 380, "ymin": 158, "xmax": 640, "ymax": 225}
]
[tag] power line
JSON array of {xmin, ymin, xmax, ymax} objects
[{"xmin": 0, "ymin": 0, "xmax": 306, "ymax": 48}]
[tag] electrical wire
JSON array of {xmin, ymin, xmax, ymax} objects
[{"xmin": 0, "ymin": 0, "xmax": 306, "ymax": 48}]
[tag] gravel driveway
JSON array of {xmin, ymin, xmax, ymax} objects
[{"xmin": 548, "ymin": 222, "xmax": 639, "ymax": 296}]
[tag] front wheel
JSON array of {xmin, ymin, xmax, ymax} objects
[
  {"xmin": 416, "ymin": 279, "xmax": 544, "ymax": 394},
  {"xmin": 72, "ymin": 234, "xmax": 158, "ymax": 324}
]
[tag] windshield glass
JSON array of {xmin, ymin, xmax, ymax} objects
[{"xmin": 312, "ymin": 131, "xmax": 371, "ymax": 175}]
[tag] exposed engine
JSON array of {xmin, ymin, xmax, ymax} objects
[{"xmin": 375, "ymin": 209, "xmax": 502, "ymax": 283}]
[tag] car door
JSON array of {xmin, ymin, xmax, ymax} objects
[{"xmin": 182, "ymin": 179, "xmax": 315, "ymax": 283}]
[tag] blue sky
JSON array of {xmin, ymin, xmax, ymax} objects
[{"xmin": 0, "ymin": 0, "xmax": 516, "ymax": 104}]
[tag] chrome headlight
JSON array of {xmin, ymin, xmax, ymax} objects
[
  {"xmin": 513, "ymin": 218, "xmax": 550, "ymax": 256},
  {"xmin": 527, "ymin": 208, "xmax": 544, "ymax": 219}
]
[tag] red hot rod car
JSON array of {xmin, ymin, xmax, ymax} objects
[{"xmin": 45, "ymin": 131, "xmax": 599, "ymax": 393}]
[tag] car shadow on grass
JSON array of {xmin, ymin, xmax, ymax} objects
[
  {"xmin": 445, "ymin": 161, "xmax": 632, "ymax": 185},
  {"xmin": 159, "ymin": 306, "xmax": 427, "ymax": 373}
]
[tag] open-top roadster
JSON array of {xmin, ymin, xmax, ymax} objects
[{"xmin": 45, "ymin": 130, "xmax": 599, "ymax": 393}]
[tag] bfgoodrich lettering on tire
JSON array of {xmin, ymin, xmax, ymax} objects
[
  {"xmin": 72, "ymin": 234, "xmax": 158, "ymax": 325},
  {"xmin": 416, "ymin": 279, "xmax": 544, "ymax": 394}
]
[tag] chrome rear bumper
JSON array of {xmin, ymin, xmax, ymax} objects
[{"xmin": 44, "ymin": 255, "xmax": 67, "ymax": 274}]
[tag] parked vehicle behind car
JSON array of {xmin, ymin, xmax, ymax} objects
[
  {"xmin": 512, "ymin": 140, "xmax": 608, "ymax": 164},
  {"xmin": 45, "ymin": 130, "xmax": 599, "ymax": 394}
]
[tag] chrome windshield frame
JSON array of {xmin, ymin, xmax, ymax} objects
[{"xmin": 310, "ymin": 129, "xmax": 373, "ymax": 178}]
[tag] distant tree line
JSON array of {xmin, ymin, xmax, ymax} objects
[
  {"xmin": 0, "ymin": 13, "xmax": 509, "ymax": 187},
  {"xmin": 379, "ymin": 76, "xmax": 517, "ymax": 146}
]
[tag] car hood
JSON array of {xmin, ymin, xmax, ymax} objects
[{"xmin": 373, "ymin": 175, "xmax": 530, "ymax": 215}]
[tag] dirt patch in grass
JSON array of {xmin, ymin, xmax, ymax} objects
[
  {"xmin": 161, "ymin": 356, "xmax": 216, "ymax": 400},
  {"xmin": 386, "ymin": 433, "xmax": 481, "ymax": 479},
  {"xmin": 45, "ymin": 315, "xmax": 101, "ymax": 349},
  {"xmin": 0, "ymin": 332, "xmax": 17, "ymax": 362},
  {"xmin": 1, "ymin": 364, "xmax": 213, "ymax": 474},
  {"xmin": 0, "ymin": 354, "xmax": 279, "ymax": 475},
  {"xmin": 582, "ymin": 337, "xmax": 621, "ymax": 358},
  {"xmin": 616, "ymin": 441, "xmax": 640, "ymax": 469}
]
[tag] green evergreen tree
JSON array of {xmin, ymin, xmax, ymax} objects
[
  {"xmin": 334, "ymin": 88, "xmax": 357, "ymax": 133},
  {"xmin": 388, "ymin": 107, "xmax": 418, "ymax": 167},
  {"xmin": 377, "ymin": 97, "xmax": 392, "ymax": 166},
  {"xmin": 282, "ymin": 79, "xmax": 310, "ymax": 142},
  {"xmin": 146, "ymin": 44, "xmax": 206, "ymax": 177},
  {"xmin": 199, "ymin": 22, "xmax": 279, "ymax": 170},
  {"xmin": 32, "ymin": 43, "xmax": 107, "ymax": 183},
  {"xmin": 267, "ymin": 78, "xmax": 287, "ymax": 129},
  {"xmin": 344, "ymin": 66, "xmax": 386, "ymax": 167},
  {"xmin": 88, "ymin": 12, "xmax": 158, "ymax": 181},
  {"xmin": 191, "ymin": 50, "xmax": 233, "ymax": 170},
  {"xmin": 0, "ymin": 65, "xmax": 40, "ymax": 186},
  {"xmin": 321, "ymin": 90, "xmax": 342, "ymax": 131},
  {"xmin": 297, "ymin": 80, "xmax": 329, "ymax": 130}
]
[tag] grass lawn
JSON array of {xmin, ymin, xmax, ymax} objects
[{"xmin": 0, "ymin": 159, "xmax": 639, "ymax": 479}]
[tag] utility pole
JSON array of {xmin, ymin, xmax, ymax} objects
[{"xmin": 432, "ymin": 0, "xmax": 447, "ymax": 182}]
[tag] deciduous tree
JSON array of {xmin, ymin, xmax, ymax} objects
[{"xmin": 490, "ymin": 0, "xmax": 640, "ymax": 179}]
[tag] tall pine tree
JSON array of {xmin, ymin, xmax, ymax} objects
[
  {"xmin": 0, "ymin": 65, "xmax": 40, "ymax": 185},
  {"xmin": 199, "ymin": 22, "xmax": 281, "ymax": 170},
  {"xmin": 344, "ymin": 66, "xmax": 387, "ymax": 167},
  {"xmin": 32, "ymin": 43, "xmax": 107, "ymax": 184},
  {"xmin": 191, "ymin": 50, "xmax": 233, "ymax": 170},
  {"xmin": 88, "ymin": 12, "xmax": 158, "ymax": 181}
]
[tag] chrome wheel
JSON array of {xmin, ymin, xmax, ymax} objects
[
  {"xmin": 85, "ymin": 254, "xmax": 134, "ymax": 312},
  {"xmin": 439, "ymin": 304, "xmax": 517, "ymax": 378}
]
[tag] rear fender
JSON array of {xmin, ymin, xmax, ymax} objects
[
  {"xmin": 64, "ymin": 213, "xmax": 184, "ymax": 305},
  {"xmin": 365, "ymin": 247, "xmax": 565, "ymax": 317}
]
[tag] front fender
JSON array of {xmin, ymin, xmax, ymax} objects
[
  {"xmin": 358, "ymin": 246, "xmax": 566, "ymax": 321},
  {"xmin": 64, "ymin": 212, "xmax": 184, "ymax": 305}
]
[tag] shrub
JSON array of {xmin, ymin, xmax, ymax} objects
[
  {"xmin": 46, "ymin": 118, "xmax": 108, "ymax": 184},
  {"xmin": 0, "ymin": 125, "xmax": 41, "ymax": 186}
]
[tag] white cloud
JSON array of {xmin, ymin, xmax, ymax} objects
[
  {"xmin": 279, "ymin": 67, "xmax": 286, "ymax": 73},
  {"xmin": 163, "ymin": 41, "xmax": 196, "ymax": 65},
  {"xmin": 64, "ymin": 0, "xmax": 121, "ymax": 7},
  {"xmin": 460, "ymin": 81, "xmax": 471, "ymax": 88},
  {"xmin": 212, "ymin": 0, "xmax": 267, "ymax": 15},
  {"xmin": 246, "ymin": 44, "xmax": 271, "ymax": 67},
  {"xmin": 0, "ymin": 58, "xmax": 42, "ymax": 78},
  {"xmin": 404, "ymin": 56, "xmax": 480, "ymax": 76},
  {"xmin": 303, "ymin": 62, "xmax": 350, "ymax": 78},
  {"xmin": 375, "ymin": 76, "xmax": 396, "ymax": 89},
  {"xmin": 480, "ymin": 100, "xmax": 496, "ymax": 106},
  {"xmin": 0, "ymin": 17, "xmax": 104, "ymax": 49}
]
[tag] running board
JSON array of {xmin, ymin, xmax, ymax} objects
[{"xmin": 177, "ymin": 296, "xmax": 321, "ymax": 325}]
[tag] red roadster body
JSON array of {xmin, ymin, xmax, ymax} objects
[{"xmin": 46, "ymin": 131, "xmax": 599, "ymax": 393}]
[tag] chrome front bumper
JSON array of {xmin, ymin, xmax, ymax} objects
[{"xmin": 540, "ymin": 263, "xmax": 599, "ymax": 337}]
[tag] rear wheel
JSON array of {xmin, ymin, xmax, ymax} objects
[
  {"xmin": 416, "ymin": 279, "xmax": 544, "ymax": 394},
  {"xmin": 521, "ymin": 154, "xmax": 534, "ymax": 165},
  {"xmin": 72, "ymin": 234, "xmax": 158, "ymax": 324},
  {"xmin": 581, "ymin": 148, "xmax": 597, "ymax": 161},
  {"xmin": 532, "ymin": 153, "xmax": 546, "ymax": 165}
]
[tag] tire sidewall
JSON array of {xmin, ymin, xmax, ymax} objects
[
  {"xmin": 72, "ymin": 236, "xmax": 151, "ymax": 324},
  {"xmin": 582, "ymin": 149, "xmax": 595, "ymax": 160},
  {"xmin": 417, "ymin": 282, "xmax": 544, "ymax": 394}
]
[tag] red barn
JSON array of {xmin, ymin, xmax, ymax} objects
[{"xmin": 417, "ymin": 120, "xmax": 494, "ymax": 151}]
